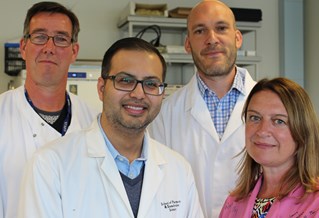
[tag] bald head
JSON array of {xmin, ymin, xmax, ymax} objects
[{"xmin": 187, "ymin": 0, "xmax": 237, "ymax": 32}]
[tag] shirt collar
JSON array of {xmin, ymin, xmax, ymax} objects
[
  {"xmin": 97, "ymin": 114, "xmax": 147, "ymax": 161},
  {"xmin": 197, "ymin": 67, "xmax": 246, "ymax": 97}
]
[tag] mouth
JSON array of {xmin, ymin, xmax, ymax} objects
[
  {"xmin": 254, "ymin": 141, "xmax": 275, "ymax": 149},
  {"xmin": 38, "ymin": 60, "xmax": 57, "ymax": 65},
  {"xmin": 123, "ymin": 103, "xmax": 148, "ymax": 116},
  {"xmin": 201, "ymin": 48, "xmax": 224, "ymax": 58}
]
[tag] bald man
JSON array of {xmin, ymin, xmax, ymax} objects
[{"xmin": 148, "ymin": 1, "xmax": 256, "ymax": 217}]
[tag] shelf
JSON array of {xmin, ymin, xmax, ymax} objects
[
  {"xmin": 118, "ymin": 15, "xmax": 187, "ymax": 29},
  {"xmin": 161, "ymin": 53, "xmax": 261, "ymax": 65},
  {"xmin": 118, "ymin": 15, "xmax": 261, "ymax": 32}
]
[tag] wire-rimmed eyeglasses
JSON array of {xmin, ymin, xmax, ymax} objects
[
  {"xmin": 104, "ymin": 73, "xmax": 167, "ymax": 96},
  {"xmin": 24, "ymin": 33, "xmax": 73, "ymax": 47}
]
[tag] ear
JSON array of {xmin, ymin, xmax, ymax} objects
[
  {"xmin": 235, "ymin": 30, "xmax": 243, "ymax": 49},
  {"xmin": 19, "ymin": 38, "xmax": 27, "ymax": 60},
  {"xmin": 70, "ymin": 42, "xmax": 80, "ymax": 63},
  {"xmin": 184, "ymin": 36, "xmax": 192, "ymax": 54},
  {"xmin": 97, "ymin": 77, "xmax": 105, "ymax": 102}
]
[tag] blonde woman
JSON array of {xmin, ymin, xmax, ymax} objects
[{"xmin": 220, "ymin": 78, "xmax": 319, "ymax": 217}]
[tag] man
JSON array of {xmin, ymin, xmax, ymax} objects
[
  {"xmin": 0, "ymin": 2, "xmax": 98, "ymax": 217},
  {"xmin": 18, "ymin": 37, "xmax": 203, "ymax": 218},
  {"xmin": 148, "ymin": 0, "xmax": 256, "ymax": 217}
]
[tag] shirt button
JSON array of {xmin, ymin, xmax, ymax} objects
[{"xmin": 33, "ymin": 134, "xmax": 37, "ymax": 138}]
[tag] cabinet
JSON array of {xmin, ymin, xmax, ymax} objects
[{"xmin": 118, "ymin": 15, "xmax": 261, "ymax": 87}]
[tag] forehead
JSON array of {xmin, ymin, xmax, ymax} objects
[
  {"xmin": 249, "ymin": 90, "xmax": 287, "ymax": 113},
  {"xmin": 188, "ymin": 1, "xmax": 235, "ymax": 28},
  {"xmin": 111, "ymin": 49, "xmax": 163, "ymax": 77},
  {"xmin": 29, "ymin": 12, "xmax": 72, "ymax": 34}
]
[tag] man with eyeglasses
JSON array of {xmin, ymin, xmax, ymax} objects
[
  {"xmin": 0, "ymin": 2, "xmax": 98, "ymax": 217},
  {"xmin": 18, "ymin": 37, "xmax": 204, "ymax": 218}
]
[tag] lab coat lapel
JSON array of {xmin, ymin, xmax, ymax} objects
[
  {"xmin": 186, "ymin": 76, "xmax": 220, "ymax": 141},
  {"xmin": 99, "ymin": 155, "xmax": 133, "ymax": 214},
  {"xmin": 138, "ymin": 137, "xmax": 166, "ymax": 218},
  {"xmin": 86, "ymin": 121, "xmax": 133, "ymax": 216},
  {"xmin": 221, "ymin": 94, "xmax": 245, "ymax": 141},
  {"xmin": 222, "ymin": 71, "xmax": 256, "ymax": 142}
]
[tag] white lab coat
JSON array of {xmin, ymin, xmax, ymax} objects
[
  {"xmin": 148, "ymin": 67, "xmax": 256, "ymax": 218},
  {"xmin": 0, "ymin": 86, "xmax": 98, "ymax": 218},
  {"xmin": 18, "ymin": 119, "xmax": 204, "ymax": 218}
]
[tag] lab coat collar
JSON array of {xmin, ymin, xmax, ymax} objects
[
  {"xmin": 222, "ymin": 67, "xmax": 255, "ymax": 141},
  {"xmin": 184, "ymin": 67, "xmax": 256, "ymax": 142},
  {"xmin": 183, "ymin": 74, "xmax": 219, "ymax": 140}
]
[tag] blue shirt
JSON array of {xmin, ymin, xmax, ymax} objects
[
  {"xmin": 98, "ymin": 115, "xmax": 147, "ymax": 179},
  {"xmin": 197, "ymin": 68, "xmax": 246, "ymax": 139}
]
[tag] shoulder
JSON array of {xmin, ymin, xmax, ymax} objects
[
  {"xmin": 0, "ymin": 86, "xmax": 23, "ymax": 102},
  {"xmin": 0, "ymin": 86, "xmax": 25, "ymax": 116},
  {"xmin": 149, "ymin": 137, "xmax": 192, "ymax": 170},
  {"xmin": 36, "ymin": 128, "xmax": 88, "ymax": 161},
  {"xmin": 68, "ymin": 92, "xmax": 99, "ymax": 116},
  {"xmin": 237, "ymin": 67, "xmax": 256, "ymax": 87},
  {"xmin": 219, "ymin": 195, "xmax": 250, "ymax": 217},
  {"xmin": 161, "ymin": 76, "xmax": 199, "ymax": 110}
]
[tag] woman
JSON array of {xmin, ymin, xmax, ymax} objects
[{"xmin": 219, "ymin": 78, "xmax": 319, "ymax": 217}]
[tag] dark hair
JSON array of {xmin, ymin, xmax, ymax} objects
[
  {"xmin": 101, "ymin": 37, "xmax": 167, "ymax": 81},
  {"xmin": 23, "ymin": 1, "xmax": 80, "ymax": 42}
]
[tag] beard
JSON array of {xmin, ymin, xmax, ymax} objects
[
  {"xmin": 103, "ymin": 100, "xmax": 160, "ymax": 134},
  {"xmin": 191, "ymin": 45, "xmax": 237, "ymax": 78}
]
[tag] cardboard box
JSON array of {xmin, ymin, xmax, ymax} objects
[{"xmin": 119, "ymin": 2, "xmax": 168, "ymax": 21}]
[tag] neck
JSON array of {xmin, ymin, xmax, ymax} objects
[
  {"xmin": 258, "ymin": 168, "xmax": 288, "ymax": 198},
  {"xmin": 199, "ymin": 69, "xmax": 236, "ymax": 99},
  {"xmin": 25, "ymin": 82, "xmax": 66, "ymax": 112},
  {"xmin": 100, "ymin": 115, "xmax": 145, "ymax": 163}
]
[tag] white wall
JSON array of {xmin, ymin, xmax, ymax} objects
[
  {"xmin": 305, "ymin": 0, "xmax": 319, "ymax": 114},
  {"xmin": 0, "ymin": 0, "xmax": 280, "ymax": 93}
]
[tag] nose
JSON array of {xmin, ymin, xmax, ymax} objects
[
  {"xmin": 205, "ymin": 30, "xmax": 218, "ymax": 45},
  {"xmin": 255, "ymin": 120, "xmax": 271, "ymax": 137},
  {"xmin": 129, "ymin": 82, "xmax": 145, "ymax": 99},
  {"xmin": 42, "ymin": 37, "xmax": 55, "ymax": 53}
]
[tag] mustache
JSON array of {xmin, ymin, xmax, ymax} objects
[
  {"xmin": 122, "ymin": 99, "xmax": 149, "ymax": 108},
  {"xmin": 200, "ymin": 45, "xmax": 225, "ymax": 55}
]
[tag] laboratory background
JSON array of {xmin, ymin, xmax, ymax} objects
[{"xmin": 0, "ymin": 0, "xmax": 318, "ymax": 113}]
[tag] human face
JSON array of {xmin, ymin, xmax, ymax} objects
[
  {"xmin": 20, "ymin": 12, "xmax": 79, "ymax": 89},
  {"xmin": 185, "ymin": 0, "xmax": 242, "ymax": 78},
  {"xmin": 97, "ymin": 50, "xmax": 164, "ymax": 133},
  {"xmin": 245, "ymin": 90, "xmax": 297, "ymax": 172}
]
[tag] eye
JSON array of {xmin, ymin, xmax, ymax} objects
[
  {"xmin": 247, "ymin": 114, "xmax": 260, "ymax": 122},
  {"xmin": 144, "ymin": 80, "xmax": 161, "ymax": 89},
  {"xmin": 54, "ymin": 35, "xmax": 69, "ymax": 43},
  {"xmin": 216, "ymin": 25, "xmax": 228, "ymax": 33},
  {"xmin": 193, "ymin": 27, "xmax": 206, "ymax": 35},
  {"xmin": 273, "ymin": 119, "xmax": 287, "ymax": 125},
  {"xmin": 116, "ymin": 76, "xmax": 135, "ymax": 85},
  {"xmin": 33, "ymin": 34, "xmax": 47, "ymax": 41}
]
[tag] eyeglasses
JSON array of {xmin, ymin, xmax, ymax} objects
[
  {"xmin": 105, "ymin": 73, "xmax": 167, "ymax": 96},
  {"xmin": 25, "ymin": 33, "xmax": 73, "ymax": 47}
]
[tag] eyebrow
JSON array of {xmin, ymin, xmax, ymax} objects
[
  {"xmin": 30, "ymin": 28, "xmax": 71, "ymax": 36},
  {"xmin": 116, "ymin": 71, "xmax": 161, "ymax": 80},
  {"xmin": 190, "ymin": 20, "xmax": 230, "ymax": 30},
  {"xmin": 247, "ymin": 109, "xmax": 289, "ymax": 118}
]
